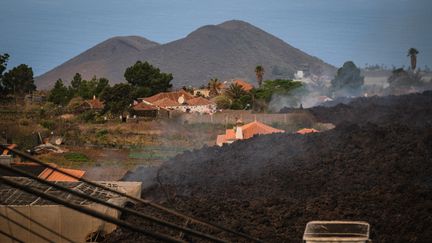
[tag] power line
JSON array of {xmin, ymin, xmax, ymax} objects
[
  {"xmin": 0, "ymin": 228, "xmax": 24, "ymax": 243},
  {"xmin": 0, "ymin": 176, "xmax": 186, "ymax": 243},
  {"xmin": 6, "ymin": 206, "xmax": 77, "ymax": 243},
  {"xmin": 1, "ymin": 145, "xmax": 262, "ymax": 242},
  {"xmin": 0, "ymin": 212, "xmax": 55, "ymax": 243},
  {"xmin": 0, "ymin": 163, "xmax": 228, "ymax": 243}
]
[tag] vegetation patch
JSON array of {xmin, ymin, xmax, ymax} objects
[
  {"xmin": 63, "ymin": 152, "xmax": 89, "ymax": 162},
  {"xmin": 96, "ymin": 129, "xmax": 109, "ymax": 137},
  {"xmin": 40, "ymin": 119, "xmax": 56, "ymax": 130}
]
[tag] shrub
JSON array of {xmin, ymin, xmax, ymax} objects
[
  {"xmin": 40, "ymin": 119, "xmax": 56, "ymax": 130},
  {"xmin": 19, "ymin": 118, "xmax": 30, "ymax": 126},
  {"xmin": 79, "ymin": 111, "xmax": 96, "ymax": 123},
  {"xmin": 230, "ymin": 100, "xmax": 243, "ymax": 110},
  {"xmin": 214, "ymin": 95, "xmax": 231, "ymax": 109},
  {"xmin": 96, "ymin": 129, "xmax": 109, "ymax": 137}
]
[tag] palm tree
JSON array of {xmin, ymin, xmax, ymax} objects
[
  {"xmin": 407, "ymin": 48, "xmax": 419, "ymax": 71},
  {"xmin": 255, "ymin": 65, "xmax": 265, "ymax": 87},
  {"xmin": 225, "ymin": 83, "xmax": 246, "ymax": 100},
  {"xmin": 207, "ymin": 78, "xmax": 222, "ymax": 97}
]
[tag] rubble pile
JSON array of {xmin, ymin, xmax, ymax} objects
[{"xmin": 107, "ymin": 92, "xmax": 432, "ymax": 242}]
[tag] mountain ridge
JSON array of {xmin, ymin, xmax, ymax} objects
[{"xmin": 35, "ymin": 20, "xmax": 335, "ymax": 89}]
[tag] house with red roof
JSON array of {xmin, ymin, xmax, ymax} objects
[
  {"xmin": 75, "ymin": 96, "xmax": 104, "ymax": 113},
  {"xmin": 141, "ymin": 90, "xmax": 194, "ymax": 105},
  {"xmin": 131, "ymin": 102, "xmax": 170, "ymax": 119},
  {"xmin": 152, "ymin": 97, "xmax": 181, "ymax": 108},
  {"xmin": 184, "ymin": 97, "xmax": 216, "ymax": 113},
  {"xmin": 139, "ymin": 90, "xmax": 216, "ymax": 114},
  {"xmin": 131, "ymin": 102, "xmax": 158, "ymax": 118},
  {"xmin": 216, "ymin": 121, "xmax": 284, "ymax": 146}
]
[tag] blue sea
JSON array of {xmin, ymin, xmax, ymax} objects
[{"xmin": 1, "ymin": 0, "xmax": 431, "ymax": 75}]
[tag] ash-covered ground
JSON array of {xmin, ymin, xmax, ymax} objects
[{"xmin": 106, "ymin": 91, "xmax": 432, "ymax": 243}]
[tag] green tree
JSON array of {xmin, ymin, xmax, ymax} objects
[
  {"xmin": 2, "ymin": 64, "xmax": 36, "ymax": 95},
  {"xmin": 255, "ymin": 65, "xmax": 265, "ymax": 87},
  {"xmin": 100, "ymin": 83, "xmax": 134, "ymax": 115},
  {"xmin": 48, "ymin": 79, "xmax": 72, "ymax": 105},
  {"xmin": 0, "ymin": 53, "xmax": 9, "ymax": 79},
  {"xmin": 0, "ymin": 53, "xmax": 10, "ymax": 96},
  {"xmin": 124, "ymin": 61, "xmax": 173, "ymax": 96},
  {"xmin": 407, "ymin": 48, "xmax": 419, "ymax": 71},
  {"xmin": 214, "ymin": 95, "xmax": 231, "ymax": 109},
  {"xmin": 331, "ymin": 61, "xmax": 364, "ymax": 97},
  {"xmin": 77, "ymin": 76, "xmax": 98, "ymax": 99},
  {"xmin": 253, "ymin": 79, "xmax": 303, "ymax": 102},
  {"xmin": 225, "ymin": 83, "xmax": 247, "ymax": 100},
  {"xmin": 224, "ymin": 83, "xmax": 253, "ymax": 109},
  {"xmin": 94, "ymin": 77, "xmax": 109, "ymax": 96},
  {"xmin": 131, "ymin": 86, "xmax": 151, "ymax": 99},
  {"xmin": 77, "ymin": 81, "xmax": 91, "ymax": 99},
  {"xmin": 70, "ymin": 73, "xmax": 82, "ymax": 92},
  {"xmin": 70, "ymin": 75, "xmax": 110, "ymax": 99}
]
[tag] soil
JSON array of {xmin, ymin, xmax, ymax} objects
[{"xmin": 105, "ymin": 91, "xmax": 432, "ymax": 242}]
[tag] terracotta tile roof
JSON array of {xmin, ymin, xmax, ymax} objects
[
  {"xmin": 143, "ymin": 90, "xmax": 194, "ymax": 104},
  {"xmin": 38, "ymin": 167, "xmax": 85, "ymax": 181},
  {"xmin": 225, "ymin": 129, "xmax": 236, "ymax": 140},
  {"xmin": 296, "ymin": 128, "xmax": 320, "ymax": 134},
  {"xmin": 85, "ymin": 98, "xmax": 104, "ymax": 109},
  {"xmin": 186, "ymin": 97, "xmax": 214, "ymax": 106},
  {"xmin": 233, "ymin": 79, "xmax": 254, "ymax": 91},
  {"xmin": 216, "ymin": 121, "xmax": 284, "ymax": 146},
  {"xmin": 132, "ymin": 102, "xmax": 158, "ymax": 111},
  {"xmin": 152, "ymin": 97, "xmax": 180, "ymax": 107},
  {"xmin": 241, "ymin": 121, "xmax": 284, "ymax": 139}
]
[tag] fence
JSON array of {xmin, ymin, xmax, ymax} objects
[{"xmin": 177, "ymin": 110, "xmax": 315, "ymax": 126}]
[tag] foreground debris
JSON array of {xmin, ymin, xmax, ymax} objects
[{"xmin": 32, "ymin": 143, "xmax": 65, "ymax": 154}]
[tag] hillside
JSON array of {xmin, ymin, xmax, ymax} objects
[
  {"xmin": 35, "ymin": 20, "xmax": 335, "ymax": 89},
  {"xmin": 35, "ymin": 36, "xmax": 160, "ymax": 89}
]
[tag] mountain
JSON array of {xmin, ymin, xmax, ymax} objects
[
  {"xmin": 36, "ymin": 36, "xmax": 160, "ymax": 89},
  {"xmin": 35, "ymin": 20, "xmax": 335, "ymax": 89}
]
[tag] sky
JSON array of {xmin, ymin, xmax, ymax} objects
[{"xmin": 1, "ymin": 0, "xmax": 431, "ymax": 76}]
